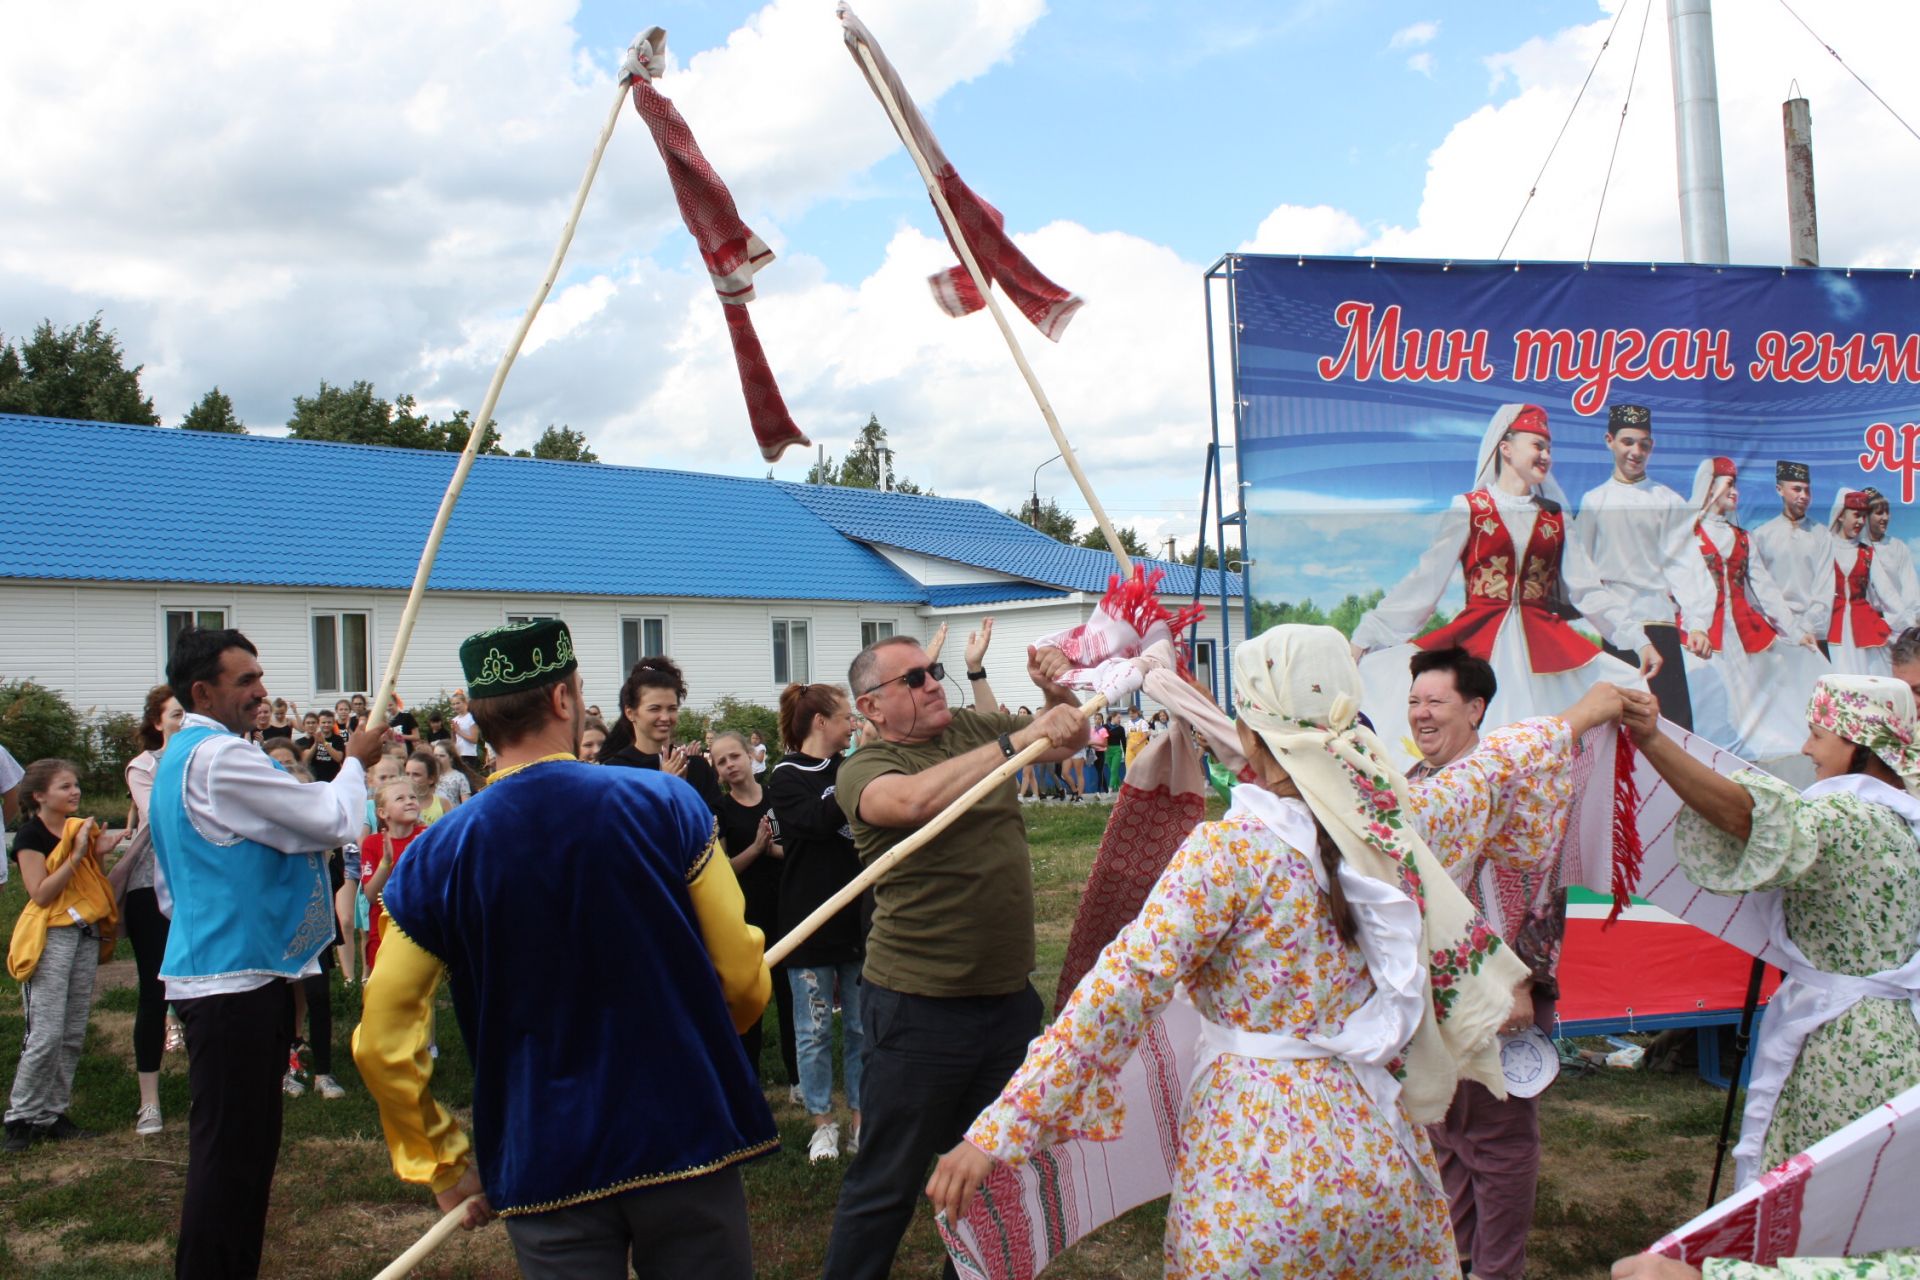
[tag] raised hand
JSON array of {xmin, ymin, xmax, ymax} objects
[{"xmin": 965, "ymin": 618, "xmax": 994, "ymax": 671}]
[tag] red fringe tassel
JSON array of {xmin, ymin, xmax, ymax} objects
[
  {"xmin": 1606, "ymin": 729, "xmax": 1645, "ymax": 926},
  {"xmin": 1098, "ymin": 566, "xmax": 1207, "ymax": 674}
]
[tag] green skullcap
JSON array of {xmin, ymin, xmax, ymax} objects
[{"xmin": 459, "ymin": 619, "xmax": 578, "ymax": 700}]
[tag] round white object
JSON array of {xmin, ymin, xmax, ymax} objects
[{"xmin": 1498, "ymin": 1026, "xmax": 1560, "ymax": 1099}]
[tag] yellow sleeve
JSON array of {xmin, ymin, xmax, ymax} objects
[
  {"xmin": 687, "ymin": 835, "xmax": 771, "ymax": 1034},
  {"xmin": 349, "ymin": 926, "xmax": 473, "ymax": 1194}
]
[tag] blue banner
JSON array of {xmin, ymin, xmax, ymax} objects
[{"xmin": 1236, "ymin": 255, "xmax": 1920, "ymax": 770}]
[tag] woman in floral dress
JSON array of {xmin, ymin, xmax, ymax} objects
[
  {"xmin": 929, "ymin": 626, "xmax": 1622, "ymax": 1278},
  {"xmin": 1621, "ymin": 675, "xmax": 1920, "ymax": 1186}
]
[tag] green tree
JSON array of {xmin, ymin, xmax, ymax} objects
[
  {"xmin": 807, "ymin": 414, "xmax": 927, "ymax": 494},
  {"xmin": 1008, "ymin": 496, "xmax": 1078, "ymax": 542},
  {"xmin": 516, "ymin": 424, "xmax": 598, "ymax": 463},
  {"xmin": 288, "ymin": 382, "xmax": 505, "ymax": 454},
  {"xmin": 180, "ymin": 386, "xmax": 245, "ymax": 434},
  {"xmin": 1180, "ymin": 542, "xmax": 1222, "ymax": 570},
  {"xmin": 426, "ymin": 407, "xmax": 505, "ymax": 456},
  {"xmin": 0, "ymin": 315, "xmax": 159, "ymax": 424},
  {"xmin": 1077, "ymin": 523, "xmax": 1150, "ymax": 558}
]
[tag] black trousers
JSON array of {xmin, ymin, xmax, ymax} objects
[
  {"xmin": 121, "ymin": 887, "xmax": 170, "ymax": 1074},
  {"xmin": 739, "ymin": 963, "xmax": 798, "ymax": 1086},
  {"xmin": 174, "ymin": 981, "xmax": 293, "ymax": 1279},
  {"xmin": 821, "ymin": 983, "xmax": 1044, "ymax": 1280},
  {"xmin": 502, "ymin": 1165, "xmax": 753, "ymax": 1280},
  {"xmin": 1604, "ymin": 623, "xmax": 1693, "ymax": 731}
]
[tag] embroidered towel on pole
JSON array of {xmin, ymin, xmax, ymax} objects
[
  {"xmin": 839, "ymin": 5, "xmax": 1084, "ymax": 341},
  {"xmin": 624, "ymin": 29, "xmax": 809, "ymax": 462}
]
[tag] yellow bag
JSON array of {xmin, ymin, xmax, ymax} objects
[{"xmin": 8, "ymin": 817, "xmax": 119, "ymax": 981}]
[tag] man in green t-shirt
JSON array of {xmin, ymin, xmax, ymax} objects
[{"xmin": 821, "ymin": 635, "xmax": 1088, "ymax": 1280}]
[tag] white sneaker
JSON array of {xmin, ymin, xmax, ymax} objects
[
  {"xmin": 846, "ymin": 1121, "xmax": 861, "ymax": 1157},
  {"xmin": 788, "ymin": 1085, "xmax": 804, "ymax": 1106},
  {"xmin": 807, "ymin": 1122, "xmax": 841, "ymax": 1164},
  {"xmin": 135, "ymin": 1104, "xmax": 163, "ymax": 1136},
  {"xmin": 282, "ymin": 1071, "xmax": 305, "ymax": 1098},
  {"xmin": 314, "ymin": 1074, "xmax": 346, "ymax": 1100}
]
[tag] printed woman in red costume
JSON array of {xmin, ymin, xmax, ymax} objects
[
  {"xmin": 1670, "ymin": 456, "xmax": 1830, "ymax": 767},
  {"xmin": 1352, "ymin": 404, "xmax": 1653, "ymax": 771},
  {"xmin": 1825, "ymin": 488, "xmax": 1915, "ymax": 678}
]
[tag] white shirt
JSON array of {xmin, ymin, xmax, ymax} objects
[
  {"xmin": 452, "ymin": 711, "xmax": 480, "ymax": 757},
  {"xmin": 0, "ymin": 742, "xmax": 22, "ymax": 796},
  {"xmin": 1751, "ymin": 512, "xmax": 1836, "ymax": 637},
  {"xmin": 1871, "ymin": 535, "xmax": 1920, "ymax": 632},
  {"xmin": 161, "ymin": 712, "xmax": 367, "ymax": 1001},
  {"xmin": 1354, "ymin": 488, "xmax": 1649, "ymax": 654},
  {"xmin": 1573, "ymin": 476, "xmax": 1692, "ymax": 629}
]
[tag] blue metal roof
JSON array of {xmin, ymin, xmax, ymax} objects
[
  {"xmin": 776, "ymin": 483, "xmax": 1244, "ymax": 597},
  {"xmin": 0, "ymin": 415, "xmax": 924, "ymax": 602},
  {"xmin": 924, "ymin": 582, "xmax": 1071, "ymax": 608}
]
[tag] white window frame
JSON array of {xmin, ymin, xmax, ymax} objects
[
  {"xmin": 504, "ymin": 609, "xmax": 559, "ymax": 626},
  {"xmin": 161, "ymin": 606, "xmax": 231, "ymax": 674},
  {"xmin": 1192, "ymin": 639, "xmax": 1219, "ymax": 704},
  {"xmin": 312, "ymin": 609, "xmax": 373, "ymax": 697},
  {"xmin": 860, "ymin": 619, "xmax": 896, "ymax": 649},
  {"xmin": 772, "ymin": 617, "xmax": 812, "ymax": 686},
  {"xmin": 620, "ymin": 616, "xmax": 669, "ymax": 672}
]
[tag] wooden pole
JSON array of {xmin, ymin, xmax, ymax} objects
[
  {"xmin": 1782, "ymin": 94, "xmax": 1819, "ymax": 268},
  {"xmin": 372, "ymin": 1196, "xmax": 481, "ymax": 1280},
  {"xmin": 366, "ymin": 78, "xmax": 631, "ymax": 728},
  {"xmin": 849, "ymin": 37, "xmax": 1132, "ymax": 578},
  {"xmin": 765, "ymin": 694, "xmax": 1107, "ymax": 967}
]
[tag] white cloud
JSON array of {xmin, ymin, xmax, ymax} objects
[
  {"xmin": 1389, "ymin": 20, "xmax": 1440, "ymax": 50},
  {"xmin": 1406, "ymin": 51, "xmax": 1435, "ymax": 77},
  {"xmin": 1239, "ymin": 204, "xmax": 1371, "ymax": 255}
]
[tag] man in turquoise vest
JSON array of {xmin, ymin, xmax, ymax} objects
[{"xmin": 150, "ymin": 628, "xmax": 380, "ymax": 1278}]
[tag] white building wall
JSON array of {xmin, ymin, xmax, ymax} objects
[
  {"xmin": 0, "ymin": 580, "xmax": 935, "ymax": 719},
  {"xmin": 871, "ymin": 546, "xmax": 1021, "ymax": 586}
]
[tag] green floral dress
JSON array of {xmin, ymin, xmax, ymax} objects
[
  {"xmin": 1676, "ymin": 771, "xmax": 1920, "ymax": 1170},
  {"xmin": 1708, "ymin": 1258, "xmax": 1920, "ymax": 1278}
]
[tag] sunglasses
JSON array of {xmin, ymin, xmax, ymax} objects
[{"xmin": 863, "ymin": 661, "xmax": 945, "ymax": 696}]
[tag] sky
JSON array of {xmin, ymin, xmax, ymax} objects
[{"xmin": 6, "ymin": 0, "xmax": 1920, "ymax": 556}]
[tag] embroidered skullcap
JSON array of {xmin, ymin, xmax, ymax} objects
[
  {"xmin": 1845, "ymin": 490, "xmax": 1871, "ymax": 512},
  {"xmin": 1805, "ymin": 676, "xmax": 1920, "ymax": 793},
  {"xmin": 1508, "ymin": 404, "xmax": 1550, "ymax": 440},
  {"xmin": 1607, "ymin": 404, "xmax": 1651, "ymax": 433},
  {"xmin": 1776, "ymin": 460, "xmax": 1810, "ymax": 483},
  {"xmin": 460, "ymin": 619, "xmax": 578, "ymax": 701},
  {"xmin": 1712, "ymin": 456, "xmax": 1736, "ymax": 479}
]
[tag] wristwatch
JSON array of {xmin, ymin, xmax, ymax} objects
[
  {"xmin": 998, "ymin": 732, "xmax": 1017, "ymax": 759},
  {"xmin": 967, "ymin": 668, "xmax": 989, "ymax": 682}
]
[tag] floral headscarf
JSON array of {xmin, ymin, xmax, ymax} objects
[
  {"xmin": 1806, "ymin": 675, "xmax": 1920, "ymax": 794},
  {"xmin": 1232, "ymin": 624, "xmax": 1530, "ymax": 1120}
]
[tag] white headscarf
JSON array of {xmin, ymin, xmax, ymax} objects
[
  {"xmin": 1232, "ymin": 624, "xmax": 1530, "ymax": 1121},
  {"xmin": 1690, "ymin": 456, "xmax": 1737, "ymax": 522},
  {"xmin": 1473, "ymin": 403, "xmax": 1570, "ymax": 508}
]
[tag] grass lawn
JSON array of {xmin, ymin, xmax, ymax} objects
[{"xmin": 0, "ymin": 801, "xmax": 1727, "ymax": 1278}]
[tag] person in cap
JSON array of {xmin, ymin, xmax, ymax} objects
[
  {"xmin": 1752, "ymin": 461, "xmax": 1835, "ymax": 649},
  {"xmin": 1620, "ymin": 675, "xmax": 1920, "ymax": 1187},
  {"xmin": 1571, "ymin": 403, "xmax": 1696, "ymax": 729},
  {"xmin": 1861, "ymin": 486, "xmax": 1920, "ymax": 626},
  {"xmin": 353, "ymin": 620, "xmax": 775, "ymax": 1279},
  {"xmin": 928, "ymin": 624, "xmax": 1624, "ymax": 1277},
  {"xmin": 1825, "ymin": 489, "xmax": 1913, "ymax": 678},
  {"xmin": 1353, "ymin": 403, "xmax": 1655, "ymax": 771},
  {"xmin": 1668, "ymin": 457, "xmax": 1831, "ymax": 770},
  {"xmin": 147, "ymin": 627, "xmax": 382, "ymax": 1277}
]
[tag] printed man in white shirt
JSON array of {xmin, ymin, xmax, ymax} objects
[
  {"xmin": 1573, "ymin": 404, "xmax": 1694, "ymax": 728},
  {"xmin": 1751, "ymin": 460, "xmax": 1834, "ymax": 654},
  {"xmin": 150, "ymin": 628, "xmax": 380, "ymax": 1277}
]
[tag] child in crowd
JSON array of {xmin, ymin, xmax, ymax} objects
[
  {"xmin": 404, "ymin": 750, "xmax": 446, "ymax": 824},
  {"xmin": 360, "ymin": 779, "xmax": 422, "ymax": 972},
  {"xmin": 427, "ymin": 742, "xmax": 469, "ymax": 810},
  {"xmin": 5, "ymin": 759, "xmax": 123, "ymax": 1151}
]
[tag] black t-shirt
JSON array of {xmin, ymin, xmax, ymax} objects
[
  {"xmin": 11, "ymin": 814, "xmax": 61, "ymax": 864},
  {"xmin": 715, "ymin": 790, "xmax": 779, "ymax": 934},
  {"xmin": 765, "ymin": 752, "xmax": 864, "ymax": 968},
  {"xmin": 425, "ymin": 724, "xmax": 451, "ymax": 743},
  {"xmin": 262, "ymin": 722, "xmax": 295, "ymax": 741},
  {"xmin": 600, "ymin": 745, "xmax": 723, "ymax": 816},
  {"xmin": 307, "ymin": 734, "xmax": 346, "ymax": 783},
  {"xmin": 389, "ymin": 712, "xmax": 419, "ymax": 740}
]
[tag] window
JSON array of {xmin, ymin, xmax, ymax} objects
[
  {"xmin": 505, "ymin": 612, "xmax": 556, "ymax": 625},
  {"xmin": 620, "ymin": 617, "xmax": 667, "ymax": 672},
  {"xmin": 1191, "ymin": 639, "xmax": 1218, "ymax": 703},
  {"xmin": 164, "ymin": 609, "xmax": 229, "ymax": 668},
  {"xmin": 860, "ymin": 620, "xmax": 895, "ymax": 649},
  {"xmin": 313, "ymin": 611, "xmax": 371, "ymax": 695},
  {"xmin": 772, "ymin": 619, "xmax": 811, "ymax": 685}
]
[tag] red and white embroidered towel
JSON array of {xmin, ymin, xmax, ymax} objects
[
  {"xmin": 624, "ymin": 29, "xmax": 809, "ymax": 462},
  {"xmin": 838, "ymin": 5, "xmax": 1084, "ymax": 341}
]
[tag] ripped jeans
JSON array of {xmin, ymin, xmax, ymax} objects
[{"xmin": 787, "ymin": 963, "xmax": 865, "ymax": 1117}]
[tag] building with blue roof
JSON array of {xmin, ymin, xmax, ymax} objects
[{"xmin": 0, "ymin": 413, "xmax": 1240, "ymax": 714}]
